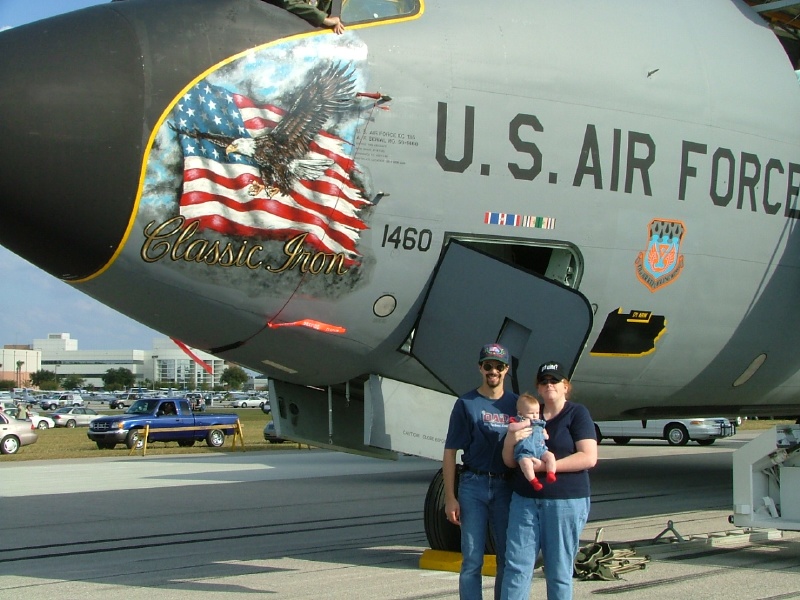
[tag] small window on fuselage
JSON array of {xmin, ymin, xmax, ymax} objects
[{"xmin": 341, "ymin": 0, "xmax": 419, "ymax": 25}]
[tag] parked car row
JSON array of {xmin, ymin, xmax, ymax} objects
[{"xmin": 2, "ymin": 396, "xmax": 283, "ymax": 455}]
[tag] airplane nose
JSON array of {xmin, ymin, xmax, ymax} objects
[{"xmin": 0, "ymin": 7, "xmax": 145, "ymax": 280}]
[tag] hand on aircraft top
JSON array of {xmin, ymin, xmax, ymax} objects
[{"xmin": 323, "ymin": 16, "xmax": 345, "ymax": 34}]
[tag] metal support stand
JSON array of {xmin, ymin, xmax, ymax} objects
[{"xmin": 652, "ymin": 520, "xmax": 685, "ymax": 543}]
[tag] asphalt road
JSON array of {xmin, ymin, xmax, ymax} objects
[{"xmin": 0, "ymin": 433, "xmax": 798, "ymax": 599}]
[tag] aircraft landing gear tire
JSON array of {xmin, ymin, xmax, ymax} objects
[
  {"xmin": 423, "ymin": 468, "xmax": 461, "ymax": 552},
  {"xmin": 666, "ymin": 424, "xmax": 690, "ymax": 446},
  {"xmin": 423, "ymin": 467, "xmax": 498, "ymax": 554}
]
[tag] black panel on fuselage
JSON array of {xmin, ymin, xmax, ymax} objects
[
  {"xmin": 0, "ymin": 0, "xmax": 313, "ymax": 280},
  {"xmin": 412, "ymin": 241, "xmax": 593, "ymax": 395}
]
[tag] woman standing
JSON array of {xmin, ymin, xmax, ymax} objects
[{"xmin": 500, "ymin": 361, "xmax": 597, "ymax": 600}]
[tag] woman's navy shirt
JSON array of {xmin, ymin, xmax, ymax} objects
[{"xmin": 511, "ymin": 402, "xmax": 596, "ymax": 499}]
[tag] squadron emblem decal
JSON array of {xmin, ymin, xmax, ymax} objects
[{"xmin": 634, "ymin": 219, "xmax": 686, "ymax": 292}]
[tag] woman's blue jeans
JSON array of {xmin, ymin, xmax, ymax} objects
[
  {"xmin": 501, "ymin": 493, "xmax": 590, "ymax": 600},
  {"xmin": 458, "ymin": 470, "xmax": 513, "ymax": 599}
]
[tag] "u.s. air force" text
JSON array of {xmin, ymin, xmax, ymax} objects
[{"xmin": 435, "ymin": 103, "xmax": 800, "ymax": 219}]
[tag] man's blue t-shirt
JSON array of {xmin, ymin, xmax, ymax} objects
[
  {"xmin": 444, "ymin": 389, "xmax": 518, "ymax": 474},
  {"xmin": 511, "ymin": 402, "xmax": 596, "ymax": 499}
]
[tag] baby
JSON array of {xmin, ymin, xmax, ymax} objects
[{"xmin": 508, "ymin": 392, "xmax": 557, "ymax": 491}]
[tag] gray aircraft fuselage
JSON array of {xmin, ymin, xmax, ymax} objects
[{"xmin": 1, "ymin": 0, "xmax": 799, "ymax": 422}]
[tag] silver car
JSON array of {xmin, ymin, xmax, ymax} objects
[
  {"xmin": 594, "ymin": 417, "xmax": 734, "ymax": 446},
  {"xmin": 0, "ymin": 412, "xmax": 38, "ymax": 454},
  {"xmin": 50, "ymin": 407, "xmax": 102, "ymax": 428}
]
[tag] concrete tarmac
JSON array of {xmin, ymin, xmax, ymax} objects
[{"xmin": 1, "ymin": 432, "xmax": 798, "ymax": 599}]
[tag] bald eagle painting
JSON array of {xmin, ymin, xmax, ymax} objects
[{"xmin": 168, "ymin": 61, "xmax": 370, "ymax": 259}]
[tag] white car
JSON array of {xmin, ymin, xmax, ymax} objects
[
  {"xmin": 3, "ymin": 407, "xmax": 55, "ymax": 430},
  {"xmin": 229, "ymin": 395, "xmax": 269, "ymax": 409},
  {"xmin": 594, "ymin": 417, "xmax": 734, "ymax": 446}
]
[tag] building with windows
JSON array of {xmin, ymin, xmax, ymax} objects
[
  {"xmin": 34, "ymin": 334, "xmax": 147, "ymax": 388},
  {"xmin": 150, "ymin": 339, "xmax": 225, "ymax": 390},
  {"xmin": 25, "ymin": 333, "xmax": 225, "ymax": 390},
  {"xmin": 0, "ymin": 345, "xmax": 41, "ymax": 388}
]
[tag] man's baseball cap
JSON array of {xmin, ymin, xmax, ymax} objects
[
  {"xmin": 479, "ymin": 343, "xmax": 510, "ymax": 365},
  {"xmin": 537, "ymin": 361, "xmax": 567, "ymax": 382}
]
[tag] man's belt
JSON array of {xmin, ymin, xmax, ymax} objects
[{"xmin": 461, "ymin": 465, "xmax": 511, "ymax": 480}]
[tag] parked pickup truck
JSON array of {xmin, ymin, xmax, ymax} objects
[{"xmin": 87, "ymin": 398, "xmax": 240, "ymax": 450}]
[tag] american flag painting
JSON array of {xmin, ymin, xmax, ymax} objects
[{"xmin": 170, "ymin": 75, "xmax": 370, "ymax": 259}]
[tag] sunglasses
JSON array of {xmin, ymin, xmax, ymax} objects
[
  {"xmin": 481, "ymin": 362, "xmax": 508, "ymax": 373},
  {"xmin": 538, "ymin": 377, "xmax": 560, "ymax": 385}
]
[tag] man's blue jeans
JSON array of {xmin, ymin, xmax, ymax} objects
[
  {"xmin": 458, "ymin": 470, "xmax": 513, "ymax": 600},
  {"xmin": 501, "ymin": 493, "xmax": 590, "ymax": 600}
]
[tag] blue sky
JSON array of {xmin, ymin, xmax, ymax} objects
[{"xmin": 0, "ymin": 0, "xmax": 165, "ymax": 351}]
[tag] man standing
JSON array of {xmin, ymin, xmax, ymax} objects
[{"xmin": 443, "ymin": 343, "xmax": 518, "ymax": 600}]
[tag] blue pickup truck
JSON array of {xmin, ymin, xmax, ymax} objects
[{"xmin": 87, "ymin": 398, "xmax": 240, "ymax": 450}]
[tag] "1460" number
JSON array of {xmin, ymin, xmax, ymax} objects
[{"xmin": 381, "ymin": 225, "xmax": 433, "ymax": 251}]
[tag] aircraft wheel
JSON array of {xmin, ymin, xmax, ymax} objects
[
  {"xmin": 612, "ymin": 437, "xmax": 631, "ymax": 445},
  {"xmin": 206, "ymin": 429, "xmax": 225, "ymax": 447},
  {"xmin": 666, "ymin": 424, "xmax": 689, "ymax": 446},
  {"xmin": 424, "ymin": 468, "xmax": 462, "ymax": 552},
  {"xmin": 423, "ymin": 468, "xmax": 499, "ymax": 554}
]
